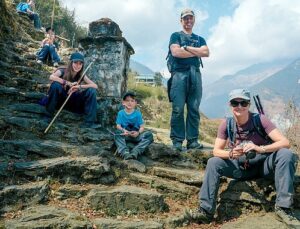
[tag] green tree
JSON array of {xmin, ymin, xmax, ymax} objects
[
  {"xmin": 34, "ymin": 0, "xmax": 87, "ymax": 46},
  {"xmin": 154, "ymin": 72, "xmax": 163, "ymax": 87}
]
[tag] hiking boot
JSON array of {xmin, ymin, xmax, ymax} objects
[
  {"xmin": 53, "ymin": 62, "xmax": 59, "ymax": 67},
  {"xmin": 172, "ymin": 141, "xmax": 183, "ymax": 151},
  {"xmin": 123, "ymin": 150, "xmax": 134, "ymax": 160},
  {"xmin": 187, "ymin": 141, "xmax": 203, "ymax": 150},
  {"xmin": 184, "ymin": 208, "xmax": 213, "ymax": 224},
  {"xmin": 130, "ymin": 150, "xmax": 139, "ymax": 160},
  {"xmin": 275, "ymin": 206, "xmax": 300, "ymax": 225}
]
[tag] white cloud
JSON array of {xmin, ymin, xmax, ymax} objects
[
  {"xmin": 205, "ymin": 0, "xmax": 300, "ymax": 83},
  {"xmin": 61, "ymin": 0, "xmax": 208, "ymax": 73},
  {"xmin": 61, "ymin": 0, "xmax": 300, "ymax": 85}
]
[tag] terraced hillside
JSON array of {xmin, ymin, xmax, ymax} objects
[{"xmin": 0, "ymin": 1, "xmax": 299, "ymax": 229}]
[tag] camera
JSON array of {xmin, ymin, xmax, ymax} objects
[{"xmin": 239, "ymin": 141, "xmax": 256, "ymax": 160}]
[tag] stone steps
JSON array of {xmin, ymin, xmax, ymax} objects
[
  {"xmin": 0, "ymin": 156, "xmax": 115, "ymax": 184},
  {"xmin": 87, "ymin": 185, "xmax": 169, "ymax": 215},
  {"xmin": 129, "ymin": 172, "xmax": 198, "ymax": 198},
  {"xmin": 0, "ymin": 181, "xmax": 49, "ymax": 213},
  {"xmin": 151, "ymin": 166, "xmax": 204, "ymax": 186}
]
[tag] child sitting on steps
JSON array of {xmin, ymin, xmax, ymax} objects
[{"xmin": 114, "ymin": 91, "xmax": 154, "ymax": 160}]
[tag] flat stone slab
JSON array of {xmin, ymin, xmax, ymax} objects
[
  {"xmin": 87, "ymin": 185, "xmax": 169, "ymax": 215},
  {"xmin": 124, "ymin": 159, "xmax": 147, "ymax": 173},
  {"xmin": 93, "ymin": 218, "xmax": 163, "ymax": 229},
  {"xmin": 0, "ymin": 139, "xmax": 77, "ymax": 159},
  {"xmin": 221, "ymin": 213, "xmax": 293, "ymax": 229},
  {"xmin": 0, "ymin": 181, "xmax": 49, "ymax": 213},
  {"xmin": 152, "ymin": 166, "xmax": 204, "ymax": 185},
  {"xmin": 217, "ymin": 178, "xmax": 300, "ymax": 222},
  {"xmin": 53, "ymin": 184, "xmax": 91, "ymax": 200},
  {"xmin": 129, "ymin": 172, "xmax": 198, "ymax": 197},
  {"xmin": 0, "ymin": 156, "xmax": 115, "ymax": 184},
  {"xmin": 5, "ymin": 205, "xmax": 92, "ymax": 228}
]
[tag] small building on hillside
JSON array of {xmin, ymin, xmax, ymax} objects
[{"xmin": 135, "ymin": 74, "xmax": 155, "ymax": 85}]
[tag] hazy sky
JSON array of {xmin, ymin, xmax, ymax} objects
[{"xmin": 61, "ymin": 0, "xmax": 300, "ymax": 84}]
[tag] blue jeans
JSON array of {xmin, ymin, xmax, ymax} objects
[
  {"xmin": 114, "ymin": 130, "xmax": 153, "ymax": 156},
  {"xmin": 199, "ymin": 148, "xmax": 298, "ymax": 214},
  {"xmin": 170, "ymin": 68, "xmax": 202, "ymax": 143},
  {"xmin": 28, "ymin": 13, "xmax": 41, "ymax": 29},
  {"xmin": 37, "ymin": 45, "xmax": 60, "ymax": 63},
  {"xmin": 46, "ymin": 82, "xmax": 97, "ymax": 123}
]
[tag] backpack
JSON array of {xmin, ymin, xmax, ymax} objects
[
  {"xmin": 226, "ymin": 113, "xmax": 273, "ymax": 166},
  {"xmin": 16, "ymin": 2, "xmax": 27, "ymax": 13},
  {"xmin": 226, "ymin": 113, "xmax": 272, "ymax": 147}
]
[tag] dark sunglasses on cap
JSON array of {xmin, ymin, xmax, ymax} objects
[{"xmin": 230, "ymin": 100, "xmax": 250, "ymax": 107}]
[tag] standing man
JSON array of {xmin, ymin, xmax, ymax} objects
[{"xmin": 168, "ymin": 9, "xmax": 209, "ymax": 151}]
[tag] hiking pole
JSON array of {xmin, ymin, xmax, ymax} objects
[
  {"xmin": 106, "ymin": 128, "xmax": 124, "ymax": 136},
  {"xmin": 256, "ymin": 95, "xmax": 265, "ymax": 115},
  {"xmin": 253, "ymin": 95, "xmax": 262, "ymax": 114},
  {"xmin": 44, "ymin": 61, "xmax": 94, "ymax": 134},
  {"xmin": 51, "ymin": 0, "xmax": 56, "ymax": 29}
]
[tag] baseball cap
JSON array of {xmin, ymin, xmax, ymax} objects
[
  {"xmin": 70, "ymin": 52, "xmax": 84, "ymax": 63},
  {"xmin": 181, "ymin": 9, "xmax": 195, "ymax": 18},
  {"xmin": 228, "ymin": 89, "xmax": 251, "ymax": 102},
  {"xmin": 122, "ymin": 91, "xmax": 136, "ymax": 100}
]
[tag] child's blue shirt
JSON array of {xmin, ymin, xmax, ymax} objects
[{"xmin": 116, "ymin": 109, "xmax": 144, "ymax": 131}]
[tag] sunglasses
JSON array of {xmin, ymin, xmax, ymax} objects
[{"xmin": 230, "ymin": 100, "xmax": 250, "ymax": 107}]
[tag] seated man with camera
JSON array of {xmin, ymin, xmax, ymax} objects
[{"xmin": 185, "ymin": 89, "xmax": 298, "ymax": 224}]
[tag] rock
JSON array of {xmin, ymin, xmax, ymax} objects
[
  {"xmin": 129, "ymin": 172, "xmax": 198, "ymax": 197},
  {"xmin": 0, "ymin": 181, "xmax": 49, "ymax": 213},
  {"xmin": 5, "ymin": 205, "xmax": 92, "ymax": 228},
  {"xmin": 79, "ymin": 18, "xmax": 134, "ymax": 98},
  {"xmin": 0, "ymin": 156, "xmax": 115, "ymax": 184},
  {"xmin": 146, "ymin": 143, "xmax": 181, "ymax": 161},
  {"xmin": 87, "ymin": 185, "xmax": 169, "ymax": 215},
  {"xmin": 163, "ymin": 214, "xmax": 189, "ymax": 229},
  {"xmin": 89, "ymin": 18, "xmax": 122, "ymax": 37},
  {"xmin": 152, "ymin": 166, "xmax": 204, "ymax": 185},
  {"xmin": 54, "ymin": 184, "xmax": 90, "ymax": 200},
  {"xmin": 124, "ymin": 159, "xmax": 147, "ymax": 173},
  {"xmin": 93, "ymin": 218, "xmax": 163, "ymax": 229},
  {"xmin": 221, "ymin": 213, "xmax": 289, "ymax": 229},
  {"xmin": 0, "ymin": 139, "xmax": 77, "ymax": 159},
  {"xmin": 217, "ymin": 179, "xmax": 276, "ymax": 221}
]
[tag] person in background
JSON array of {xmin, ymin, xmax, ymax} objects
[
  {"xmin": 37, "ymin": 27, "xmax": 60, "ymax": 67},
  {"xmin": 168, "ymin": 8, "xmax": 209, "ymax": 151},
  {"xmin": 185, "ymin": 89, "xmax": 298, "ymax": 225},
  {"xmin": 114, "ymin": 91, "xmax": 154, "ymax": 160},
  {"xmin": 16, "ymin": 0, "xmax": 42, "ymax": 30},
  {"xmin": 44, "ymin": 52, "xmax": 100, "ymax": 129}
]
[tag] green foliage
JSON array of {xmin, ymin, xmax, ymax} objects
[
  {"xmin": 34, "ymin": 0, "xmax": 87, "ymax": 46},
  {"xmin": 154, "ymin": 72, "xmax": 163, "ymax": 87}
]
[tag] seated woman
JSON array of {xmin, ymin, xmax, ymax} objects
[
  {"xmin": 44, "ymin": 52, "xmax": 100, "ymax": 129},
  {"xmin": 16, "ymin": 0, "xmax": 41, "ymax": 30},
  {"xmin": 186, "ymin": 88, "xmax": 298, "ymax": 224},
  {"xmin": 37, "ymin": 27, "xmax": 60, "ymax": 67}
]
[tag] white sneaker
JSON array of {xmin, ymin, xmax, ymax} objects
[
  {"xmin": 36, "ymin": 60, "xmax": 42, "ymax": 64},
  {"xmin": 53, "ymin": 62, "xmax": 58, "ymax": 67}
]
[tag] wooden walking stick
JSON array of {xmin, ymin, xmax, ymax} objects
[
  {"xmin": 44, "ymin": 61, "xmax": 94, "ymax": 134},
  {"xmin": 51, "ymin": 0, "xmax": 56, "ymax": 29}
]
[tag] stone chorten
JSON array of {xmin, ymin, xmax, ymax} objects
[{"xmin": 79, "ymin": 18, "xmax": 134, "ymax": 97}]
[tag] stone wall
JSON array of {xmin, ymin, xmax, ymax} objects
[{"xmin": 79, "ymin": 18, "xmax": 134, "ymax": 98}]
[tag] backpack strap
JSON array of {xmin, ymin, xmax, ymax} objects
[
  {"xmin": 226, "ymin": 116, "xmax": 236, "ymax": 147},
  {"xmin": 251, "ymin": 113, "xmax": 273, "ymax": 143}
]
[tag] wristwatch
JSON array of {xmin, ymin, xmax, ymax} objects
[{"xmin": 183, "ymin": 45, "xmax": 188, "ymax": 51}]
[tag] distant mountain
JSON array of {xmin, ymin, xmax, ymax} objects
[
  {"xmin": 201, "ymin": 59, "xmax": 293, "ymax": 118},
  {"xmin": 129, "ymin": 59, "xmax": 155, "ymax": 75}
]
